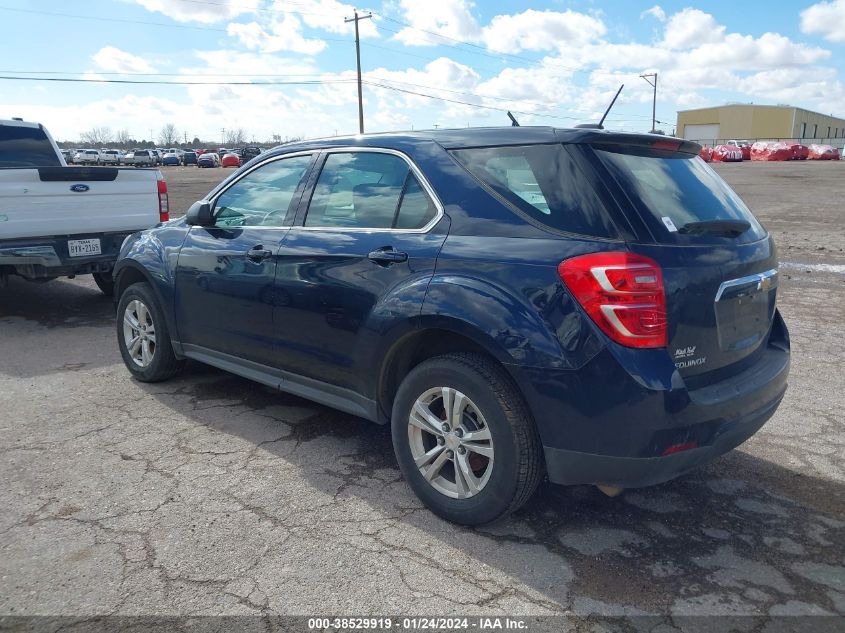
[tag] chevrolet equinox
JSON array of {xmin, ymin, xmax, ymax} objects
[{"xmin": 114, "ymin": 127, "xmax": 790, "ymax": 525}]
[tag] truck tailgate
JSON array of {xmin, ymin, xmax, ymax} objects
[{"xmin": 0, "ymin": 167, "xmax": 161, "ymax": 239}]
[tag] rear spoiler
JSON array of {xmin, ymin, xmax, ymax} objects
[
  {"xmin": 568, "ymin": 130, "xmax": 701, "ymax": 155},
  {"xmin": 38, "ymin": 167, "xmax": 119, "ymax": 181}
]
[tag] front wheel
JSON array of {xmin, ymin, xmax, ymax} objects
[
  {"xmin": 116, "ymin": 282, "xmax": 183, "ymax": 382},
  {"xmin": 391, "ymin": 353, "xmax": 543, "ymax": 525}
]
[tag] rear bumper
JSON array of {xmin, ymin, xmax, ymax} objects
[
  {"xmin": 514, "ymin": 310, "xmax": 790, "ymax": 487},
  {"xmin": 0, "ymin": 232, "xmax": 133, "ymax": 279},
  {"xmin": 544, "ymin": 388, "xmax": 784, "ymax": 487}
]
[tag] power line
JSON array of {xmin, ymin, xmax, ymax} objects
[
  {"xmin": 363, "ymin": 81, "xmax": 581, "ymax": 121},
  {"xmin": 0, "ymin": 4, "xmax": 351, "ymax": 41},
  {"xmin": 0, "ymin": 75, "xmax": 357, "ymax": 86}
]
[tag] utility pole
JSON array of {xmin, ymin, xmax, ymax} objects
[
  {"xmin": 345, "ymin": 10, "xmax": 372, "ymax": 134},
  {"xmin": 640, "ymin": 72, "xmax": 658, "ymax": 133},
  {"xmin": 221, "ymin": 128, "xmax": 226, "ymax": 147}
]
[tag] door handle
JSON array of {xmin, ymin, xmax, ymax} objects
[
  {"xmin": 368, "ymin": 247, "xmax": 408, "ymax": 265},
  {"xmin": 246, "ymin": 245, "xmax": 273, "ymax": 262}
]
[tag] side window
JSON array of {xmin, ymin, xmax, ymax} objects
[
  {"xmin": 394, "ymin": 175, "xmax": 437, "ymax": 229},
  {"xmin": 304, "ymin": 152, "xmax": 437, "ymax": 230},
  {"xmin": 214, "ymin": 155, "xmax": 312, "ymax": 227}
]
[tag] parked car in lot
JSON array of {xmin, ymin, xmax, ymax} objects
[
  {"xmin": 181, "ymin": 150, "xmax": 198, "ymax": 166},
  {"xmin": 123, "ymin": 150, "xmax": 156, "ymax": 167},
  {"xmin": 197, "ymin": 152, "xmax": 220, "ymax": 168},
  {"xmin": 60, "ymin": 149, "xmax": 73, "ymax": 164},
  {"xmin": 113, "ymin": 127, "xmax": 790, "ymax": 525},
  {"xmin": 162, "ymin": 152, "xmax": 181, "ymax": 166},
  {"xmin": 221, "ymin": 152, "xmax": 241, "ymax": 168},
  {"xmin": 0, "ymin": 118, "xmax": 169, "ymax": 294},
  {"xmin": 236, "ymin": 146, "xmax": 263, "ymax": 163},
  {"xmin": 101, "ymin": 149, "xmax": 122, "ymax": 165},
  {"xmin": 77, "ymin": 149, "xmax": 103, "ymax": 165}
]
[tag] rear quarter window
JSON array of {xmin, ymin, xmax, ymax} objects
[
  {"xmin": 0, "ymin": 125, "xmax": 62, "ymax": 167},
  {"xmin": 450, "ymin": 144, "xmax": 618, "ymax": 239}
]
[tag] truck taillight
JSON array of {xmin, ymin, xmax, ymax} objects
[
  {"xmin": 157, "ymin": 179, "xmax": 169, "ymax": 222},
  {"xmin": 558, "ymin": 252, "xmax": 667, "ymax": 349}
]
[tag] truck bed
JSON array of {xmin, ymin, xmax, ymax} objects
[{"xmin": 0, "ymin": 166, "xmax": 162, "ymax": 240}]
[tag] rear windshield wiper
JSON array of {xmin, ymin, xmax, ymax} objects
[{"xmin": 677, "ymin": 219, "xmax": 750, "ymax": 237}]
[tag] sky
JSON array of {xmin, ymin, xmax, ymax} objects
[{"xmin": 2, "ymin": 0, "xmax": 845, "ymax": 143}]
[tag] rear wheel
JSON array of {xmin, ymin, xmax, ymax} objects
[
  {"xmin": 391, "ymin": 353, "xmax": 543, "ymax": 525},
  {"xmin": 92, "ymin": 271, "xmax": 114, "ymax": 296},
  {"xmin": 116, "ymin": 282, "xmax": 183, "ymax": 382}
]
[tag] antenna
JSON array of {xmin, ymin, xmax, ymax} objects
[
  {"xmin": 507, "ymin": 111, "xmax": 520, "ymax": 127},
  {"xmin": 598, "ymin": 84, "xmax": 624, "ymax": 128}
]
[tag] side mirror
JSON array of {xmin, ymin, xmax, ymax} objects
[{"xmin": 185, "ymin": 200, "xmax": 213, "ymax": 226}]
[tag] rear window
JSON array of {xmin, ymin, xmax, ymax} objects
[
  {"xmin": 0, "ymin": 125, "xmax": 62, "ymax": 167},
  {"xmin": 594, "ymin": 148, "xmax": 766, "ymax": 242},
  {"xmin": 451, "ymin": 144, "xmax": 617, "ymax": 238}
]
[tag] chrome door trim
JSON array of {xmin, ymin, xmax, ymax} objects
[{"xmin": 291, "ymin": 146, "xmax": 446, "ymax": 235}]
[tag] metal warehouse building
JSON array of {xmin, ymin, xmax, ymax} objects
[{"xmin": 676, "ymin": 104, "xmax": 845, "ymax": 144}]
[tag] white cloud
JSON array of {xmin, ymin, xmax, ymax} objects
[
  {"xmin": 129, "ymin": 0, "xmax": 250, "ymax": 24},
  {"xmin": 392, "ymin": 0, "xmax": 481, "ymax": 46},
  {"xmin": 641, "ymin": 6, "xmax": 666, "ymax": 22},
  {"xmin": 280, "ymin": 0, "xmax": 379, "ymax": 37},
  {"xmin": 227, "ymin": 16, "xmax": 327, "ymax": 55},
  {"xmin": 482, "ymin": 9, "xmax": 606, "ymax": 53},
  {"xmin": 662, "ymin": 8, "xmax": 725, "ymax": 49},
  {"xmin": 92, "ymin": 47, "xmax": 156, "ymax": 74},
  {"xmin": 800, "ymin": 0, "xmax": 845, "ymax": 43}
]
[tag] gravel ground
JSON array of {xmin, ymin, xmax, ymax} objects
[{"xmin": 0, "ymin": 160, "xmax": 843, "ymax": 626}]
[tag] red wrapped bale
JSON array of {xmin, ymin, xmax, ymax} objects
[
  {"xmin": 786, "ymin": 143, "xmax": 810, "ymax": 160},
  {"xmin": 750, "ymin": 141, "xmax": 792, "ymax": 161},
  {"xmin": 712, "ymin": 144, "xmax": 744, "ymax": 162},
  {"xmin": 808, "ymin": 144, "xmax": 840, "ymax": 160},
  {"xmin": 699, "ymin": 146, "xmax": 713, "ymax": 162},
  {"xmin": 740, "ymin": 144, "xmax": 751, "ymax": 160}
]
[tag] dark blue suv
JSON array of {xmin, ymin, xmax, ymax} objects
[{"xmin": 113, "ymin": 127, "xmax": 789, "ymax": 525}]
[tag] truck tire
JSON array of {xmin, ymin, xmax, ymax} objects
[
  {"xmin": 116, "ymin": 282, "xmax": 183, "ymax": 382},
  {"xmin": 92, "ymin": 272, "xmax": 114, "ymax": 296},
  {"xmin": 391, "ymin": 353, "xmax": 543, "ymax": 525}
]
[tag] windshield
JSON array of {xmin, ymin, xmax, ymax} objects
[
  {"xmin": 594, "ymin": 147, "xmax": 766, "ymax": 243},
  {"xmin": 0, "ymin": 125, "xmax": 62, "ymax": 167}
]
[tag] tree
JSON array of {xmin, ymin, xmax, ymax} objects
[
  {"xmin": 224, "ymin": 127, "xmax": 247, "ymax": 146},
  {"xmin": 115, "ymin": 129, "xmax": 131, "ymax": 148},
  {"xmin": 158, "ymin": 123, "xmax": 179, "ymax": 147},
  {"xmin": 80, "ymin": 126, "xmax": 113, "ymax": 146},
  {"xmin": 192, "ymin": 137, "xmax": 201, "ymax": 146}
]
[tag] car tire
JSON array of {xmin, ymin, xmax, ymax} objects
[
  {"xmin": 391, "ymin": 352, "xmax": 543, "ymax": 525},
  {"xmin": 116, "ymin": 282, "xmax": 183, "ymax": 382},
  {"xmin": 92, "ymin": 271, "xmax": 114, "ymax": 296}
]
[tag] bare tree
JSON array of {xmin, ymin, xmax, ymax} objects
[
  {"xmin": 115, "ymin": 129, "xmax": 131, "ymax": 147},
  {"xmin": 80, "ymin": 126, "xmax": 113, "ymax": 146},
  {"xmin": 224, "ymin": 128, "xmax": 247, "ymax": 146},
  {"xmin": 158, "ymin": 123, "xmax": 179, "ymax": 147}
]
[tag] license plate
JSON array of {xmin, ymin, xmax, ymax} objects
[{"xmin": 68, "ymin": 238, "xmax": 101, "ymax": 257}]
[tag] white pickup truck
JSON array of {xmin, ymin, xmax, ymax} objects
[{"xmin": 0, "ymin": 119, "xmax": 169, "ymax": 294}]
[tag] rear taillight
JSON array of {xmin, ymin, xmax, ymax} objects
[
  {"xmin": 558, "ymin": 252, "xmax": 667, "ymax": 348},
  {"xmin": 157, "ymin": 178, "xmax": 169, "ymax": 222}
]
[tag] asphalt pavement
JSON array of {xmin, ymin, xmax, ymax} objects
[{"xmin": 0, "ymin": 162, "xmax": 843, "ymax": 626}]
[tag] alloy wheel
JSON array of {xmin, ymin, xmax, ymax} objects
[
  {"xmin": 408, "ymin": 387, "xmax": 494, "ymax": 499},
  {"xmin": 122, "ymin": 299, "xmax": 156, "ymax": 368}
]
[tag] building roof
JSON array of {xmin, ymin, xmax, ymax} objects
[{"xmin": 678, "ymin": 104, "xmax": 844, "ymax": 120}]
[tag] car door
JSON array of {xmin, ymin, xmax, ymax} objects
[
  {"xmin": 174, "ymin": 152, "xmax": 315, "ymax": 368},
  {"xmin": 272, "ymin": 148, "xmax": 447, "ymax": 398}
]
